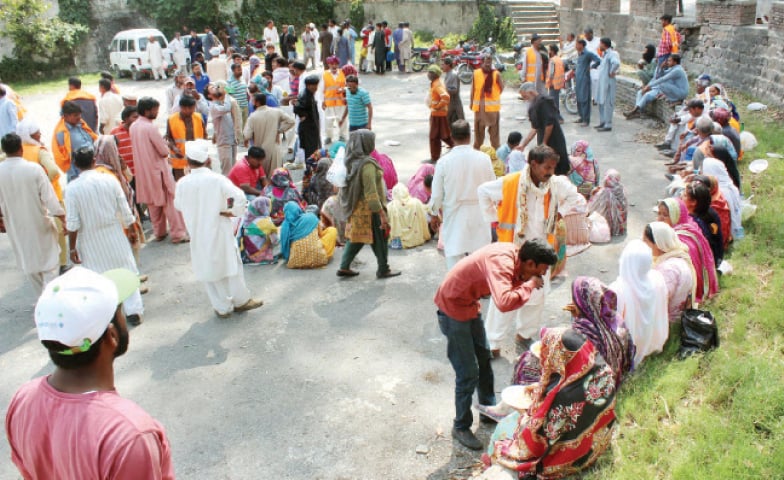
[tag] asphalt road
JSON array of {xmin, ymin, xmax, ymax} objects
[{"xmin": 0, "ymin": 68, "xmax": 665, "ymax": 479}]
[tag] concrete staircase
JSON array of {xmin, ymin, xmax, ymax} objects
[{"xmin": 504, "ymin": 0, "xmax": 561, "ymax": 45}]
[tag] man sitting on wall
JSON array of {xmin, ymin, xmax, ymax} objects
[{"xmin": 623, "ymin": 54, "xmax": 688, "ymax": 119}]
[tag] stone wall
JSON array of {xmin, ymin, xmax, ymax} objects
[
  {"xmin": 630, "ymin": 0, "xmax": 678, "ymax": 18},
  {"xmin": 697, "ymin": 0, "xmax": 757, "ymax": 25},
  {"xmin": 617, "ymin": 75, "xmax": 679, "ymax": 121},
  {"xmin": 559, "ymin": 1, "xmax": 784, "ymax": 107},
  {"xmin": 582, "ymin": 0, "xmax": 620, "ymax": 12}
]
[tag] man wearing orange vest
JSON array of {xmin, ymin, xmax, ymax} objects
[
  {"xmin": 427, "ymin": 65, "xmax": 454, "ymax": 163},
  {"xmin": 546, "ymin": 44, "xmax": 565, "ymax": 123},
  {"xmin": 60, "ymin": 77, "xmax": 98, "ymax": 133},
  {"xmin": 477, "ymin": 145, "xmax": 585, "ymax": 356},
  {"xmin": 320, "ymin": 56, "xmax": 348, "ymax": 144},
  {"xmin": 52, "ymin": 101, "xmax": 98, "ymax": 182},
  {"xmin": 519, "ymin": 33, "xmax": 546, "ymax": 94},
  {"xmin": 165, "ymin": 95, "xmax": 206, "ymax": 181},
  {"xmin": 470, "ymin": 55, "xmax": 504, "ymax": 150}
]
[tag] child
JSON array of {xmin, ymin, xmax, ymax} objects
[
  {"xmin": 496, "ymin": 131, "xmax": 522, "ymax": 169},
  {"xmin": 568, "ymin": 140, "xmax": 599, "ymax": 199}
]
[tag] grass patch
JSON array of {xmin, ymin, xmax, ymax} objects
[
  {"xmin": 14, "ymin": 72, "xmax": 103, "ymax": 97},
  {"xmin": 585, "ymin": 95, "xmax": 784, "ymax": 479}
]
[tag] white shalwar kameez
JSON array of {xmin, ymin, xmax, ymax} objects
[
  {"xmin": 174, "ymin": 167, "xmax": 250, "ymax": 315},
  {"xmin": 586, "ymin": 37, "xmax": 601, "ymax": 102},
  {"xmin": 65, "ymin": 170, "xmax": 143, "ymax": 315},
  {"xmin": 0, "ymin": 157, "xmax": 64, "ymax": 294},
  {"xmin": 428, "ymin": 145, "xmax": 497, "ymax": 269},
  {"xmin": 147, "ymin": 40, "xmax": 167, "ymax": 80},
  {"xmin": 477, "ymin": 167, "xmax": 585, "ymax": 348}
]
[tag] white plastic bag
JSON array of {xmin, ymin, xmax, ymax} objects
[
  {"xmin": 294, "ymin": 147, "xmax": 306, "ymax": 166},
  {"xmin": 326, "ymin": 146, "xmax": 347, "ymax": 187},
  {"xmin": 747, "ymin": 102, "xmax": 767, "ymax": 111},
  {"xmin": 588, "ymin": 212, "xmax": 611, "ymax": 244},
  {"xmin": 741, "ymin": 195, "xmax": 757, "ymax": 222},
  {"xmin": 740, "ymin": 131, "xmax": 758, "ymax": 151}
]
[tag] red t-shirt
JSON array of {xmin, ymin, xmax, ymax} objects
[
  {"xmin": 5, "ymin": 376, "xmax": 175, "ymax": 480},
  {"xmin": 110, "ymin": 125, "xmax": 135, "ymax": 175},
  {"xmin": 228, "ymin": 157, "xmax": 265, "ymax": 189}
]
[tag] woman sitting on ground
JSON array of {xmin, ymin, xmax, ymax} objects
[
  {"xmin": 482, "ymin": 327, "xmax": 618, "ymax": 480},
  {"xmin": 238, "ymin": 196, "xmax": 279, "ymax": 265},
  {"xmin": 407, "ymin": 163, "xmax": 435, "ymax": 204},
  {"xmin": 587, "ymin": 169, "xmax": 627, "ymax": 236},
  {"xmin": 480, "ymin": 145, "xmax": 506, "ymax": 178},
  {"xmin": 320, "ymin": 189, "xmax": 347, "ymax": 246},
  {"xmin": 370, "ymin": 149, "xmax": 398, "ymax": 200},
  {"xmin": 610, "ymin": 239, "xmax": 669, "ymax": 367},
  {"xmin": 304, "ymin": 157, "xmax": 333, "ymax": 211},
  {"xmin": 387, "ymin": 183, "xmax": 431, "ymax": 249},
  {"xmin": 682, "ymin": 180, "xmax": 723, "ymax": 268},
  {"xmin": 568, "ymin": 139, "xmax": 599, "ymax": 199},
  {"xmin": 644, "ymin": 222, "xmax": 696, "ymax": 322},
  {"xmin": 263, "ymin": 168, "xmax": 306, "ymax": 226},
  {"xmin": 279, "ymin": 201, "xmax": 337, "ymax": 269},
  {"xmin": 657, "ymin": 197, "xmax": 719, "ymax": 303},
  {"xmin": 702, "ymin": 157, "xmax": 743, "ymax": 242}
]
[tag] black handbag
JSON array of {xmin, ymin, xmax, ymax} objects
[{"xmin": 678, "ymin": 308, "xmax": 719, "ymax": 359}]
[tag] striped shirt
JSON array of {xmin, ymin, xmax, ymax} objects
[
  {"xmin": 227, "ymin": 77, "xmax": 249, "ymax": 109},
  {"xmin": 110, "ymin": 125, "xmax": 134, "ymax": 175},
  {"xmin": 346, "ymin": 87, "xmax": 371, "ymax": 127}
]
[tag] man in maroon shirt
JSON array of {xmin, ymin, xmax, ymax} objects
[{"xmin": 434, "ymin": 238, "xmax": 557, "ymax": 450}]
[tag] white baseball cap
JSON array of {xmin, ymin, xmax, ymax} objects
[
  {"xmin": 35, "ymin": 267, "xmax": 139, "ymax": 355},
  {"xmin": 185, "ymin": 139, "xmax": 210, "ymax": 163}
]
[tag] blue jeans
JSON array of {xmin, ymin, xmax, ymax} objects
[
  {"xmin": 437, "ymin": 310, "xmax": 495, "ymax": 430},
  {"xmin": 635, "ymin": 88, "xmax": 661, "ymax": 110}
]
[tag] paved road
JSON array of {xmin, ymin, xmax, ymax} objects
[{"xmin": 0, "ymin": 70, "xmax": 663, "ymax": 479}]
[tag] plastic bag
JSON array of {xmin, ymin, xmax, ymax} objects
[
  {"xmin": 740, "ymin": 131, "xmax": 758, "ymax": 151},
  {"xmin": 294, "ymin": 148, "xmax": 306, "ymax": 166},
  {"xmin": 746, "ymin": 102, "xmax": 767, "ymax": 111},
  {"xmin": 588, "ymin": 212, "xmax": 611, "ymax": 244},
  {"xmin": 326, "ymin": 146, "xmax": 347, "ymax": 187},
  {"xmin": 741, "ymin": 195, "xmax": 757, "ymax": 222}
]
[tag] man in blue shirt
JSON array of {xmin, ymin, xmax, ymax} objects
[
  {"xmin": 340, "ymin": 75, "xmax": 373, "ymax": 131},
  {"xmin": 0, "ymin": 85, "xmax": 18, "ymax": 138},
  {"xmin": 190, "ymin": 63, "xmax": 211, "ymax": 94}
]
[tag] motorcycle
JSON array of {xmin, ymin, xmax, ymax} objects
[
  {"xmin": 454, "ymin": 42, "xmax": 505, "ymax": 84},
  {"xmin": 411, "ymin": 44, "xmax": 442, "ymax": 72},
  {"xmin": 560, "ymin": 59, "xmax": 578, "ymax": 115}
]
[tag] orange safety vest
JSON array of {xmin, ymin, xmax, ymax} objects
[
  {"xmin": 663, "ymin": 24, "xmax": 680, "ymax": 54},
  {"xmin": 524, "ymin": 47, "xmax": 543, "ymax": 83},
  {"xmin": 323, "ymin": 70, "xmax": 346, "ymax": 107},
  {"xmin": 471, "ymin": 69, "xmax": 501, "ymax": 113},
  {"xmin": 22, "ymin": 144, "xmax": 63, "ymax": 201},
  {"xmin": 167, "ymin": 113, "xmax": 205, "ymax": 170},
  {"xmin": 546, "ymin": 56, "xmax": 565, "ymax": 90},
  {"xmin": 496, "ymin": 172, "xmax": 552, "ymax": 245},
  {"xmin": 51, "ymin": 119, "xmax": 98, "ymax": 173}
]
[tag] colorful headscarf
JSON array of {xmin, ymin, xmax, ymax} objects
[
  {"xmin": 648, "ymin": 221, "xmax": 697, "ymax": 304},
  {"xmin": 587, "ymin": 169, "xmax": 627, "ymax": 236},
  {"xmin": 407, "ymin": 163, "xmax": 435, "ymax": 204},
  {"xmin": 340, "ymin": 129, "xmax": 381, "ymax": 217},
  {"xmin": 279, "ymin": 201, "xmax": 319, "ymax": 260},
  {"xmin": 568, "ymin": 139, "xmax": 599, "ymax": 186},
  {"xmin": 95, "ymin": 135, "xmax": 133, "ymax": 211}
]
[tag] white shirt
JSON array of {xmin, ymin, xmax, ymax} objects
[
  {"xmin": 585, "ymin": 37, "xmax": 601, "ymax": 56},
  {"xmin": 207, "ymin": 57, "xmax": 228, "ymax": 82},
  {"xmin": 147, "ymin": 40, "xmax": 165, "ymax": 68},
  {"xmin": 428, "ymin": 145, "xmax": 497, "ymax": 257},
  {"xmin": 98, "ymin": 91, "xmax": 124, "ymax": 130},
  {"xmin": 264, "ymin": 27, "xmax": 279, "ymax": 48},
  {"xmin": 174, "ymin": 167, "xmax": 247, "ymax": 282}
]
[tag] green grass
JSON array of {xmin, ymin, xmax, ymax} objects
[
  {"xmin": 14, "ymin": 72, "xmax": 103, "ymax": 97},
  {"xmin": 585, "ymin": 94, "xmax": 784, "ymax": 479}
]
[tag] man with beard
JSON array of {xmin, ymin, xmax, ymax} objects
[
  {"xmin": 470, "ymin": 55, "xmax": 504, "ymax": 149},
  {"xmin": 5, "ymin": 267, "xmax": 175, "ymax": 479},
  {"xmin": 517, "ymin": 82, "xmax": 570, "ymax": 175},
  {"xmin": 293, "ymin": 76, "xmax": 322, "ymax": 158}
]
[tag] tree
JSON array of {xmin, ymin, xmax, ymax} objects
[
  {"xmin": 469, "ymin": 2, "xmax": 517, "ymax": 49},
  {"xmin": 0, "ymin": 0, "xmax": 87, "ymax": 64}
]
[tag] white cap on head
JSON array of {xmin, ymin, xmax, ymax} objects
[
  {"xmin": 185, "ymin": 139, "xmax": 211, "ymax": 163},
  {"xmin": 210, "ymin": 47, "xmax": 221, "ymax": 57},
  {"xmin": 35, "ymin": 267, "xmax": 139, "ymax": 354}
]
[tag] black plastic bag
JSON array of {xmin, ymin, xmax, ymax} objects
[{"xmin": 678, "ymin": 308, "xmax": 719, "ymax": 359}]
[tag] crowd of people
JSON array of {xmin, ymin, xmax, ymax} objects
[{"xmin": 0, "ymin": 12, "xmax": 751, "ymax": 479}]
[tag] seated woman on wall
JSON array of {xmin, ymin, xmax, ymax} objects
[
  {"xmin": 238, "ymin": 196, "xmax": 279, "ymax": 265},
  {"xmin": 644, "ymin": 222, "xmax": 696, "ymax": 323},
  {"xmin": 279, "ymin": 201, "xmax": 337, "ymax": 269},
  {"xmin": 263, "ymin": 168, "xmax": 307, "ymax": 226},
  {"xmin": 387, "ymin": 183, "xmax": 431, "ymax": 249}
]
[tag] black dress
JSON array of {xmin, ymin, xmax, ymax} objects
[
  {"xmin": 529, "ymin": 95, "xmax": 570, "ymax": 175},
  {"xmin": 293, "ymin": 90, "xmax": 321, "ymax": 157}
]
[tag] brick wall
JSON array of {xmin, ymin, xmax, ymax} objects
[
  {"xmin": 698, "ymin": 0, "xmax": 758, "ymax": 26},
  {"xmin": 630, "ymin": 0, "xmax": 678, "ymax": 18},
  {"xmin": 616, "ymin": 76, "xmax": 678, "ymax": 122},
  {"xmin": 560, "ymin": 0, "xmax": 583, "ymax": 9},
  {"xmin": 770, "ymin": 1, "xmax": 784, "ymax": 33},
  {"xmin": 582, "ymin": 0, "xmax": 621, "ymax": 13}
]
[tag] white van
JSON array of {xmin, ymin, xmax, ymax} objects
[{"xmin": 109, "ymin": 29, "xmax": 173, "ymax": 81}]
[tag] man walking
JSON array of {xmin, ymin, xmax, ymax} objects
[
  {"xmin": 398, "ymin": 23, "xmax": 414, "ymax": 73},
  {"xmin": 545, "ymin": 44, "xmax": 565, "ymax": 123},
  {"xmin": 65, "ymin": 148, "xmax": 144, "ymax": 326},
  {"xmin": 169, "ymin": 31, "xmax": 187, "ymax": 73},
  {"xmin": 0, "ymin": 133, "xmax": 65, "ymax": 294},
  {"xmin": 427, "ymin": 65, "xmax": 454, "ymax": 163},
  {"xmin": 174, "ymin": 139, "xmax": 264, "ymax": 318},
  {"xmin": 6, "ymin": 267, "xmax": 175, "ymax": 479},
  {"xmin": 293, "ymin": 76, "xmax": 322, "ymax": 159},
  {"xmin": 208, "ymin": 84, "xmax": 238, "ymax": 175},
  {"xmin": 518, "ymin": 83, "xmax": 571, "ymax": 175},
  {"xmin": 97, "ymin": 78, "xmax": 123, "ymax": 134},
  {"xmin": 52, "ymin": 101, "xmax": 98, "ymax": 181},
  {"xmin": 243, "ymin": 93, "xmax": 295, "ymax": 174},
  {"xmin": 519, "ymin": 33, "xmax": 545, "ymax": 94},
  {"xmin": 340, "ymin": 75, "xmax": 373, "ymax": 131},
  {"xmin": 442, "ymin": 57, "xmax": 465, "ymax": 130},
  {"xmin": 434, "ymin": 239, "xmax": 557, "ymax": 450},
  {"xmin": 0, "ymin": 85, "xmax": 18, "ymax": 137},
  {"xmin": 428, "ymin": 120, "xmax": 496, "ymax": 270},
  {"xmin": 470, "ymin": 55, "xmax": 504, "ymax": 149},
  {"xmin": 130, "ymin": 97, "xmax": 188, "ymax": 243},
  {"xmin": 147, "ymin": 36, "xmax": 168, "ymax": 81},
  {"xmin": 595, "ymin": 37, "xmax": 620, "ymax": 132}
]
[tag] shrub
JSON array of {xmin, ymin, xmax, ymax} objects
[{"xmin": 469, "ymin": 2, "xmax": 517, "ymax": 49}]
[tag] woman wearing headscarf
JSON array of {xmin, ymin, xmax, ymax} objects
[
  {"xmin": 568, "ymin": 139, "xmax": 599, "ymax": 199},
  {"xmin": 610, "ymin": 239, "xmax": 669, "ymax": 367},
  {"xmin": 587, "ymin": 169, "xmax": 627, "ymax": 236},
  {"xmin": 637, "ymin": 44, "xmax": 656, "ymax": 85},
  {"xmin": 701, "ymin": 158, "xmax": 743, "ymax": 242},
  {"xmin": 304, "ymin": 157, "xmax": 334, "ymax": 210},
  {"xmin": 483, "ymin": 327, "xmax": 618, "ymax": 479},
  {"xmin": 279, "ymin": 201, "xmax": 337, "ymax": 268},
  {"xmin": 337, "ymin": 129, "xmax": 400, "ymax": 278},
  {"xmin": 238, "ymin": 196, "xmax": 279, "ymax": 264},
  {"xmin": 370, "ymin": 149, "xmax": 399, "ymax": 199},
  {"xmin": 387, "ymin": 183, "xmax": 431, "ymax": 249},
  {"xmin": 657, "ymin": 197, "xmax": 719, "ymax": 303},
  {"xmin": 699, "ymin": 175, "xmax": 731, "ymax": 250},
  {"xmin": 262, "ymin": 168, "xmax": 306, "ymax": 226},
  {"xmin": 407, "ymin": 163, "xmax": 435, "ymax": 204},
  {"xmin": 681, "ymin": 181, "xmax": 723, "ymax": 268},
  {"xmin": 284, "ymin": 25, "xmax": 298, "ymax": 61},
  {"xmin": 644, "ymin": 222, "xmax": 696, "ymax": 323}
]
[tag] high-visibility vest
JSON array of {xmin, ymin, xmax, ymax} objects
[
  {"xmin": 323, "ymin": 70, "xmax": 346, "ymax": 107},
  {"xmin": 524, "ymin": 47, "xmax": 543, "ymax": 83},
  {"xmin": 663, "ymin": 24, "xmax": 680, "ymax": 54},
  {"xmin": 22, "ymin": 144, "xmax": 63, "ymax": 201},
  {"xmin": 547, "ymin": 56, "xmax": 565, "ymax": 90},
  {"xmin": 496, "ymin": 172, "xmax": 552, "ymax": 244},
  {"xmin": 167, "ymin": 113, "xmax": 205, "ymax": 170},
  {"xmin": 52, "ymin": 119, "xmax": 98, "ymax": 173},
  {"xmin": 471, "ymin": 69, "xmax": 501, "ymax": 113}
]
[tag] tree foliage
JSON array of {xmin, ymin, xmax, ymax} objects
[
  {"xmin": 0, "ymin": 0, "xmax": 87, "ymax": 65},
  {"xmin": 127, "ymin": 0, "xmax": 223, "ymax": 37},
  {"xmin": 469, "ymin": 2, "xmax": 517, "ymax": 49}
]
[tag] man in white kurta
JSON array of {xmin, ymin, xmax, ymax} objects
[
  {"xmin": 169, "ymin": 32, "xmax": 187, "ymax": 73},
  {"xmin": 147, "ymin": 36, "xmax": 167, "ymax": 80},
  {"xmin": 65, "ymin": 148, "xmax": 144, "ymax": 322},
  {"xmin": 174, "ymin": 140, "xmax": 263, "ymax": 318},
  {"xmin": 398, "ymin": 24, "xmax": 414, "ymax": 73},
  {"xmin": 477, "ymin": 146, "xmax": 585, "ymax": 353},
  {"xmin": 428, "ymin": 120, "xmax": 497, "ymax": 270},
  {"xmin": 0, "ymin": 134, "xmax": 64, "ymax": 294}
]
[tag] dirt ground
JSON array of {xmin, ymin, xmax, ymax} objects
[{"xmin": 0, "ymin": 68, "xmax": 666, "ymax": 479}]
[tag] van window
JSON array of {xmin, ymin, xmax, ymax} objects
[
  {"xmin": 120, "ymin": 39, "xmax": 127, "ymax": 52},
  {"xmin": 128, "ymin": 39, "xmax": 135, "ymax": 52},
  {"xmin": 139, "ymin": 37, "xmax": 148, "ymax": 51},
  {"xmin": 111, "ymin": 39, "xmax": 119, "ymax": 52}
]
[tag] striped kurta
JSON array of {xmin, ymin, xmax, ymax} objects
[{"xmin": 65, "ymin": 170, "xmax": 138, "ymax": 275}]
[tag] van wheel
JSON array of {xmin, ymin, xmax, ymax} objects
[{"xmin": 131, "ymin": 68, "xmax": 141, "ymax": 81}]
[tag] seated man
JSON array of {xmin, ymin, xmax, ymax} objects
[
  {"xmin": 654, "ymin": 75, "xmax": 711, "ymax": 152},
  {"xmin": 624, "ymin": 54, "xmax": 688, "ymax": 119},
  {"xmin": 228, "ymin": 146, "xmax": 267, "ymax": 199},
  {"xmin": 659, "ymin": 99, "xmax": 708, "ymax": 157}
]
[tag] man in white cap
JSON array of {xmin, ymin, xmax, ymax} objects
[
  {"xmin": 5, "ymin": 267, "xmax": 175, "ymax": 479},
  {"xmin": 206, "ymin": 47, "xmax": 228, "ymax": 82},
  {"xmin": 64, "ymin": 147, "xmax": 145, "ymax": 326},
  {"xmin": 174, "ymin": 139, "xmax": 264, "ymax": 318}
]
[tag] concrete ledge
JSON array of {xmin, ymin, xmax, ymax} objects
[{"xmin": 616, "ymin": 75, "xmax": 680, "ymax": 122}]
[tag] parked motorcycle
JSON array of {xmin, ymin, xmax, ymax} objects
[
  {"xmin": 411, "ymin": 44, "xmax": 442, "ymax": 72},
  {"xmin": 454, "ymin": 42, "xmax": 505, "ymax": 84}
]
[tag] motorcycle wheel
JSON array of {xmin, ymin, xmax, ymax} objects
[
  {"xmin": 411, "ymin": 53, "xmax": 424, "ymax": 72},
  {"xmin": 457, "ymin": 64, "xmax": 473, "ymax": 84},
  {"xmin": 563, "ymin": 89, "xmax": 578, "ymax": 115}
]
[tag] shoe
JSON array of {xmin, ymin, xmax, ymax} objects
[
  {"xmin": 664, "ymin": 173, "xmax": 676, "ymax": 181},
  {"xmin": 597, "ymin": 127, "xmax": 613, "ymax": 132},
  {"xmin": 491, "ymin": 349, "xmax": 501, "ymax": 359},
  {"xmin": 126, "ymin": 314, "xmax": 143, "ymax": 326},
  {"xmin": 580, "ymin": 122, "xmax": 590, "ymax": 127},
  {"xmin": 337, "ymin": 269, "xmax": 360, "ymax": 277},
  {"xmin": 376, "ymin": 270, "xmax": 402, "ymax": 279},
  {"xmin": 139, "ymin": 285, "xmax": 149, "ymax": 295},
  {"xmin": 593, "ymin": 124, "xmax": 605, "ymax": 129},
  {"xmin": 172, "ymin": 237, "xmax": 190, "ymax": 244},
  {"xmin": 515, "ymin": 334, "xmax": 532, "ymax": 349},
  {"xmin": 153, "ymin": 234, "xmax": 168, "ymax": 242},
  {"xmin": 138, "ymin": 274, "xmax": 149, "ymax": 283},
  {"xmin": 660, "ymin": 150, "xmax": 675, "ymax": 158},
  {"xmin": 655, "ymin": 142, "xmax": 671, "ymax": 150},
  {"xmin": 451, "ymin": 427, "xmax": 483, "ymax": 450},
  {"xmin": 234, "ymin": 298, "xmax": 264, "ymax": 312},
  {"xmin": 215, "ymin": 310, "xmax": 232, "ymax": 319},
  {"xmin": 624, "ymin": 110, "xmax": 641, "ymax": 119},
  {"xmin": 573, "ymin": 118, "xmax": 584, "ymax": 123}
]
